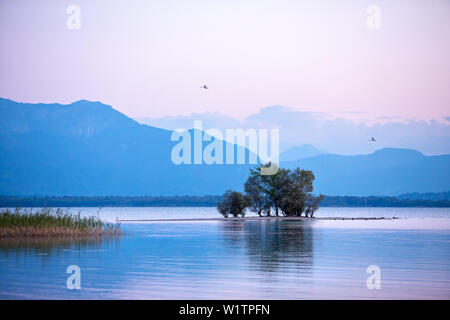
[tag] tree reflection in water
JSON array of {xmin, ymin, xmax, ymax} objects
[{"xmin": 221, "ymin": 220, "xmax": 314, "ymax": 283}]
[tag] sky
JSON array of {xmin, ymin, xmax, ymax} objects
[{"xmin": 0, "ymin": 0, "xmax": 449, "ymax": 121}]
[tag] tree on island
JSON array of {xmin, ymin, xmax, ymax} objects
[
  {"xmin": 217, "ymin": 190, "xmax": 251, "ymax": 218},
  {"xmin": 217, "ymin": 163, "xmax": 324, "ymax": 218}
]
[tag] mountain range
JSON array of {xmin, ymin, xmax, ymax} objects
[
  {"xmin": 141, "ymin": 105, "xmax": 450, "ymax": 156},
  {"xmin": 0, "ymin": 98, "xmax": 252, "ymax": 196},
  {"xmin": 1, "ymin": 98, "xmax": 449, "ymax": 196},
  {"xmin": 283, "ymin": 148, "xmax": 450, "ymax": 196},
  {"xmin": 280, "ymin": 144, "xmax": 327, "ymax": 161}
]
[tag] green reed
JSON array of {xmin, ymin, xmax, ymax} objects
[{"xmin": 0, "ymin": 208, "xmax": 121, "ymax": 238}]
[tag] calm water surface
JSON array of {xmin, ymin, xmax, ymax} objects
[{"xmin": 0, "ymin": 207, "xmax": 449, "ymax": 299}]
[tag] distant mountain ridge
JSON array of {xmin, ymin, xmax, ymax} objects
[
  {"xmin": 0, "ymin": 98, "xmax": 253, "ymax": 196},
  {"xmin": 280, "ymin": 144, "xmax": 327, "ymax": 161},
  {"xmin": 282, "ymin": 148, "xmax": 450, "ymax": 196},
  {"xmin": 1, "ymin": 98, "xmax": 449, "ymax": 196}
]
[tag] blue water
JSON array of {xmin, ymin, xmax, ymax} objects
[{"xmin": 0, "ymin": 207, "xmax": 449, "ymax": 299}]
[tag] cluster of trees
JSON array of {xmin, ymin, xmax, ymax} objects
[{"xmin": 217, "ymin": 164, "xmax": 324, "ymax": 218}]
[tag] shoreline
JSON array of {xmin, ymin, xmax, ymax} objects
[
  {"xmin": 2, "ymin": 195, "xmax": 449, "ymax": 208},
  {"xmin": 117, "ymin": 216, "xmax": 399, "ymax": 222}
]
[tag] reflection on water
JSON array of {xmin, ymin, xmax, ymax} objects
[
  {"xmin": 0, "ymin": 236, "xmax": 120, "ymax": 256},
  {"xmin": 0, "ymin": 209, "xmax": 449, "ymax": 299},
  {"xmin": 223, "ymin": 221, "xmax": 314, "ymax": 274},
  {"xmin": 0, "ymin": 236, "xmax": 122, "ymax": 299}
]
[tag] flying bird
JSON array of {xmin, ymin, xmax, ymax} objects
[
  {"xmin": 369, "ymin": 137, "xmax": 376, "ymax": 142},
  {"xmin": 201, "ymin": 85, "xmax": 208, "ymax": 89}
]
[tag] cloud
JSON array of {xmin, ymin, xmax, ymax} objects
[{"xmin": 138, "ymin": 106, "xmax": 450, "ymax": 156}]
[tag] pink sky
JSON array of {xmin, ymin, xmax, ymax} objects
[{"xmin": 0, "ymin": 0, "xmax": 449, "ymax": 120}]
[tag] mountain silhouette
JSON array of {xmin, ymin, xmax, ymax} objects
[
  {"xmin": 0, "ymin": 98, "xmax": 253, "ymax": 196},
  {"xmin": 283, "ymin": 148, "xmax": 450, "ymax": 196},
  {"xmin": 1, "ymin": 98, "xmax": 449, "ymax": 196},
  {"xmin": 280, "ymin": 144, "xmax": 328, "ymax": 161}
]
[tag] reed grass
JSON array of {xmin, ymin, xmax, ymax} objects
[{"xmin": 0, "ymin": 208, "xmax": 121, "ymax": 238}]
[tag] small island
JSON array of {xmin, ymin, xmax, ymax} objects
[
  {"xmin": 217, "ymin": 164, "xmax": 324, "ymax": 218},
  {"xmin": 115, "ymin": 164, "xmax": 399, "ymax": 223}
]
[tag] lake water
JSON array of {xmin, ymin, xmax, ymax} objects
[{"xmin": 0, "ymin": 207, "xmax": 449, "ymax": 299}]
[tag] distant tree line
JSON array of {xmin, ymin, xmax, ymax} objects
[
  {"xmin": 320, "ymin": 196, "xmax": 450, "ymax": 207},
  {"xmin": 217, "ymin": 164, "xmax": 325, "ymax": 218},
  {"xmin": 1, "ymin": 194, "xmax": 449, "ymax": 208},
  {"xmin": 0, "ymin": 195, "xmax": 222, "ymax": 207},
  {"xmin": 397, "ymin": 191, "xmax": 450, "ymax": 201}
]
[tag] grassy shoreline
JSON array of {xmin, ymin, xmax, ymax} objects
[{"xmin": 0, "ymin": 208, "xmax": 121, "ymax": 238}]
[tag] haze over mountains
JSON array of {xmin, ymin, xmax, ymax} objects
[
  {"xmin": 1, "ymin": 98, "xmax": 449, "ymax": 196},
  {"xmin": 140, "ymin": 105, "xmax": 450, "ymax": 156},
  {"xmin": 280, "ymin": 144, "xmax": 328, "ymax": 162}
]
